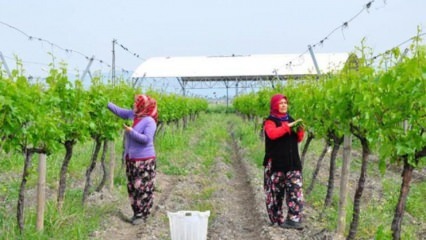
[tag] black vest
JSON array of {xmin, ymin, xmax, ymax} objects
[{"xmin": 263, "ymin": 116, "xmax": 302, "ymax": 172}]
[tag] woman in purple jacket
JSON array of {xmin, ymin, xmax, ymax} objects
[{"xmin": 107, "ymin": 94, "xmax": 158, "ymax": 225}]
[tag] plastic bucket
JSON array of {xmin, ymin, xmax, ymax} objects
[{"xmin": 167, "ymin": 210, "xmax": 210, "ymax": 240}]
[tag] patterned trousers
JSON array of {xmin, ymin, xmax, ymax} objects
[
  {"xmin": 125, "ymin": 158, "xmax": 156, "ymax": 218},
  {"xmin": 264, "ymin": 159, "xmax": 304, "ymax": 224}
]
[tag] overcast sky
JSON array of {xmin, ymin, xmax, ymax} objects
[{"xmin": 1, "ymin": 0, "xmax": 425, "ymax": 97}]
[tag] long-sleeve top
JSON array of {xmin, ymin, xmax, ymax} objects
[
  {"xmin": 263, "ymin": 116, "xmax": 304, "ymax": 172},
  {"xmin": 264, "ymin": 120, "xmax": 304, "ymax": 142},
  {"xmin": 107, "ymin": 102, "xmax": 156, "ymax": 160}
]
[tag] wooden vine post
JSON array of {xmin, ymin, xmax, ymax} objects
[
  {"xmin": 108, "ymin": 141, "xmax": 115, "ymax": 190},
  {"xmin": 337, "ymin": 134, "xmax": 352, "ymax": 237},
  {"xmin": 36, "ymin": 153, "xmax": 47, "ymax": 231}
]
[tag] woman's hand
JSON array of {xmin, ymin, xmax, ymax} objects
[
  {"xmin": 288, "ymin": 119, "xmax": 303, "ymax": 128},
  {"xmin": 123, "ymin": 124, "xmax": 133, "ymax": 132}
]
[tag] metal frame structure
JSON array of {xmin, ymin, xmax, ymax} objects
[{"xmin": 131, "ymin": 52, "xmax": 349, "ymax": 104}]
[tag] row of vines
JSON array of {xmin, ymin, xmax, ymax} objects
[
  {"xmin": 233, "ymin": 39, "xmax": 425, "ymax": 239},
  {"xmin": 0, "ymin": 62, "xmax": 208, "ymax": 234}
]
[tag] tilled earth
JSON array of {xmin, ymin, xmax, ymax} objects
[{"xmin": 90, "ymin": 123, "xmax": 332, "ymax": 240}]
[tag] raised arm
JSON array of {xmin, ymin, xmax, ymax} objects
[{"xmin": 107, "ymin": 102, "xmax": 134, "ymax": 120}]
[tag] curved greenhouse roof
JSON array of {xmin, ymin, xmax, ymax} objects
[{"xmin": 132, "ymin": 52, "xmax": 349, "ymax": 80}]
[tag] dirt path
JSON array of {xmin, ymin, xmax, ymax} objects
[
  {"xmin": 205, "ymin": 127, "xmax": 266, "ymax": 240},
  {"xmin": 91, "ymin": 117, "xmax": 331, "ymax": 240}
]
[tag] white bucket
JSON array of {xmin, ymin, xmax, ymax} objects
[{"xmin": 167, "ymin": 210, "xmax": 210, "ymax": 240}]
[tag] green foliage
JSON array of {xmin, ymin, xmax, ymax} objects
[
  {"xmin": 206, "ymin": 104, "xmax": 234, "ymax": 113},
  {"xmin": 233, "ymin": 43, "xmax": 426, "ymax": 170},
  {"xmin": 232, "ymin": 42, "xmax": 426, "ymax": 239},
  {"xmin": 148, "ymin": 91, "xmax": 208, "ymax": 123},
  {"xmin": 0, "ymin": 61, "xmax": 211, "ymax": 240}
]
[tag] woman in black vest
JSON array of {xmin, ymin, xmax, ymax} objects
[{"xmin": 263, "ymin": 93, "xmax": 305, "ymax": 230}]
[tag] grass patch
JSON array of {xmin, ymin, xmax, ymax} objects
[
  {"xmin": 406, "ymin": 180, "xmax": 426, "ymax": 222},
  {"xmin": 0, "ymin": 138, "xmax": 125, "ymax": 239},
  {"xmin": 0, "ymin": 188, "xmax": 114, "ymax": 240},
  {"xmin": 206, "ymin": 103, "xmax": 235, "ymax": 114}
]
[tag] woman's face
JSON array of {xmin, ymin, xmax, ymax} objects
[{"xmin": 278, "ymin": 98, "xmax": 288, "ymax": 114}]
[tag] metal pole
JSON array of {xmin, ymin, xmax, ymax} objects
[
  {"xmin": 224, "ymin": 79, "xmax": 229, "ymax": 109},
  {"xmin": 398, "ymin": 48, "xmax": 409, "ymax": 63},
  {"xmin": 177, "ymin": 77, "xmax": 186, "ymax": 96},
  {"xmin": 81, "ymin": 55, "xmax": 94, "ymax": 81},
  {"xmin": 0, "ymin": 51, "xmax": 12, "ymax": 78},
  {"xmin": 308, "ymin": 45, "xmax": 321, "ymax": 75},
  {"xmin": 269, "ymin": 76, "xmax": 275, "ymax": 89},
  {"xmin": 235, "ymin": 78, "xmax": 239, "ymax": 97},
  {"xmin": 132, "ymin": 73, "xmax": 146, "ymax": 89},
  {"xmin": 112, "ymin": 39, "xmax": 116, "ymax": 86}
]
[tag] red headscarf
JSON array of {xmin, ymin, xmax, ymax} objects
[
  {"xmin": 270, "ymin": 94, "xmax": 288, "ymax": 119},
  {"xmin": 133, "ymin": 94, "xmax": 158, "ymax": 125}
]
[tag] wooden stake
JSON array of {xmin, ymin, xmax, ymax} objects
[
  {"xmin": 36, "ymin": 153, "xmax": 46, "ymax": 231},
  {"xmin": 337, "ymin": 134, "xmax": 352, "ymax": 237},
  {"xmin": 109, "ymin": 141, "xmax": 115, "ymax": 190}
]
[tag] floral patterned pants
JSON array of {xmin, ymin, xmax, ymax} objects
[
  {"xmin": 264, "ymin": 159, "xmax": 304, "ymax": 224},
  {"xmin": 125, "ymin": 158, "xmax": 156, "ymax": 218}
]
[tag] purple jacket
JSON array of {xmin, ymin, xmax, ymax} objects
[{"xmin": 107, "ymin": 102, "xmax": 156, "ymax": 160}]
